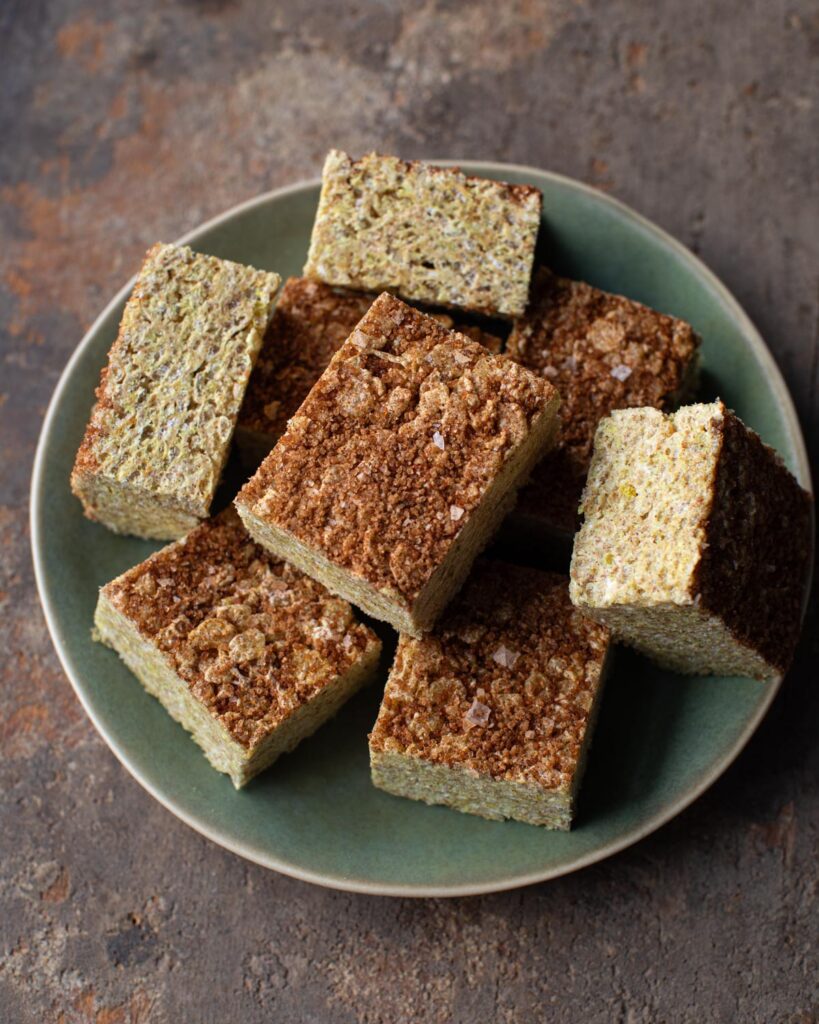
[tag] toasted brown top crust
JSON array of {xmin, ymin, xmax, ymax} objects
[
  {"xmin": 239, "ymin": 279, "xmax": 377, "ymax": 438},
  {"xmin": 696, "ymin": 405, "xmax": 812, "ymax": 674},
  {"xmin": 72, "ymin": 243, "xmax": 279, "ymax": 513},
  {"xmin": 508, "ymin": 268, "xmax": 700, "ymax": 532},
  {"xmin": 455, "ymin": 323, "xmax": 504, "ymax": 354},
  {"xmin": 236, "ymin": 293, "xmax": 559, "ymax": 609},
  {"xmin": 239, "ymin": 278, "xmax": 504, "ymax": 440},
  {"xmin": 369, "ymin": 562, "xmax": 611, "ymax": 790},
  {"xmin": 102, "ymin": 510, "xmax": 379, "ymax": 750}
]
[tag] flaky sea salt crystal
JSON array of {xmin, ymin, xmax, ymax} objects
[
  {"xmin": 465, "ymin": 699, "xmax": 491, "ymax": 728},
  {"xmin": 610, "ymin": 363, "xmax": 632, "ymax": 381},
  {"xmin": 450, "ymin": 504, "xmax": 465, "ymax": 521},
  {"xmin": 432, "ymin": 431, "xmax": 445, "ymax": 450},
  {"xmin": 492, "ymin": 644, "xmax": 519, "ymax": 668},
  {"xmin": 342, "ymin": 633, "xmax": 354, "ymax": 650},
  {"xmin": 543, "ymin": 365, "xmax": 558, "ymax": 379}
]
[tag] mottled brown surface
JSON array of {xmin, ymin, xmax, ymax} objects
[
  {"xmin": 239, "ymin": 277, "xmax": 505, "ymax": 447},
  {"xmin": 2, "ymin": 1, "xmax": 818, "ymax": 1021},
  {"xmin": 101, "ymin": 510, "xmax": 379, "ymax": 749},
  {"xmin": 370, "ymin": 564, "xmax": 610, "ymax": 790},
  {"xmin": 239, "ymin": 278, "xmax": 377, "ymax": 441},
  {"xmin": 697, "ymin": 406, "xmax": 812, "ymax": 676},
  {"xmin": 508, "ymin": 268, "xmax": 700, "ymax": 534},
  {"xmin": 237, "ymin": 292, "xmax": 557, "ymax": 610}
]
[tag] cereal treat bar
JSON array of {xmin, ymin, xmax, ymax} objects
[
  {"xmin": 303, "ymin": 150, "xmax": 542, "ymax": 318},
  {"xmin": 71, "ymin": 243, "xmax": 280, "ymax": 539},
  {"xmin": 369, "ymin": 562, "xmax": 612, "ymax": 829},
  {"xmin": 235, "ymin": 293, "xmax": 560, "ymax": 637},
  {"xmin": 94, "ymin": 510, "xmax": 381, "ymax": 787},
  {"xmin": 569, "ymin": 402, "xmax": 811, "ymax": 679}
]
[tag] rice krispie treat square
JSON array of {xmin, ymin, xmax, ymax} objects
[
  {"xmin": 95, "ymin": 511, "xmax": 381, "ymax": 787},
  {"xmin": 235, "ymin": 293, "xmax": 560, "ymax": 636},
  {"xmin": 569, "ymin": 402, "xmax": 811, "ymax": 679},
  {"xmin": 304, "ymin": 150, "xmax": 542, "ymax": 319},
  {"xmin": 71, "ymin": 243, "xmax": 280, "ymax": 539},
  {"xmin": 369, "ymin": 562, "xmax": 612, "ymax": 829}
]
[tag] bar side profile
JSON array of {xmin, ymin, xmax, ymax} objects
[
  {"xmin": 71, "ymin": 243, "xmax": 280, "ymax": 539},
  {"xmin": 569, "ymin": 402, "xmax": 811, "ymax": 679},
  {"xmin": 304, "ymin": 150, "xmax": 542, "ymax": 318}
]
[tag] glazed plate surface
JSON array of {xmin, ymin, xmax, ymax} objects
[{"xmin": 31, "ymin": 163, "xmax": 812, "ymax": 896}]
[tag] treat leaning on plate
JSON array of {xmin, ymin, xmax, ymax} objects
[
  {"xmin": 569, "ymin": 401, "xmax": 811, "ymax": 680},
  {"xmin": 234, "ymin": 292, "xmax": 560, "ymax": 637},
  {"xmin": 71, "ymin": 243, "xmax": 280, "ymax": 540},
  {"xmin": 94, "ymin": 510, "xmax": 381, "ymax": 788}
]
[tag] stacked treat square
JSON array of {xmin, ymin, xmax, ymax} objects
[{"xmin": 72, "ymin": 151, "xmax": 811, "ymax": 829}]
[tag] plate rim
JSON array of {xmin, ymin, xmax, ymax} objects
[{"xmin": 31, "ymin": 162, "xmax": 813, "ymax": 898}]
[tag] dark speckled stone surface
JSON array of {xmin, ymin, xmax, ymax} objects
[{"xmin": 2, "ymin": 1, "xmax": 817, "ymax": 1020}]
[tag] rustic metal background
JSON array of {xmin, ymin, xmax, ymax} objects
[{"xmin": 2, "ymin": 1, "xmax": 817, "ymax": 1020}]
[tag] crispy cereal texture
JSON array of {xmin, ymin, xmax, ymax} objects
[
  {"xmin": 236, "ymin": 279, "xmax": 377, "ymax": 466},
  {"xmin": 569, "ymin": 402, "xmax": 811, "ymax": 680},
  {"xmin": 71, "ymin": 243, "xmax": 280, "ymax": 540},
  {"xmin": 369, "ymin": 562, "xmax": 612, "ymax": 829},
  {"xmin": 94, "ymin": 510, "xmax": 381, "ymax": 788},
  {"xmin": 507, "ymin": 268, "xmax": 700, "ymax": 537},
  {"xmin": 236, "ymin": 277, "xmax": 504, "ymax": 467},
  {"xmin": 235, "ymin": 293, "xmax": 560, "ymax": 636},
  {"xmin": 303, "ymin": 150, "xmax": 542, "ymax": 318}
]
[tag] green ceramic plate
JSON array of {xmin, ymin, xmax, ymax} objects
[{"xmin": 32, "ymin": 164, "xmax": 812, "ymax": 896}]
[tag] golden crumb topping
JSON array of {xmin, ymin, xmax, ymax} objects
[
  {"xmin": 454, "ymin": 323, "xmax": 504, "ymax": 354},
  {"xmin": 239, "ymin": 277, "xmax": 505, "ymax": 442},
  {"xmin": 239, "ymin": 278, "xmax": 377, "ymax": 438},
  {"xmin": 370, "ymin": 562, "xmax": 610, "ymax": 790},
  {"xmin": 102, "ymin": 510, "xmax": 379, "ymax": 750},
  {"xmin": 508, "ymin": 268, "xmax": 700, "ymax": 532},
  {"xmin": 236, "ymin": 293, "xmax": 559, "ymax": 610}
]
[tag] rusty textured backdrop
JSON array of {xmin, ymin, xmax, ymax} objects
[{"xmin": 2, "ymin": 1, "xmax": 818, "ymax": 1021}]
